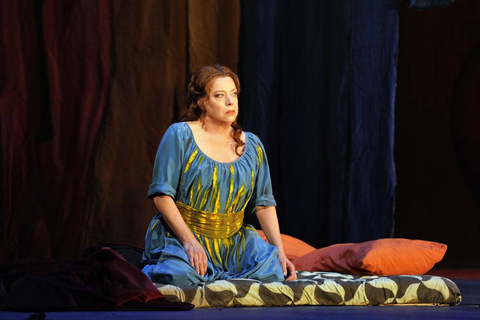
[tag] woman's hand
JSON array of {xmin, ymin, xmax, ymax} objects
[
  {"xmin": 256, "ymin": 206, "xmax": 297, "ymax": 281},
  {"xmin": 183, "ymin": 239, "xmax": 208, "ymax": 277},
  {"xmin": 153, "ymin": 196, "xmax": 209, "ymax": 277},
  {"xmin": 278, "ymin": 252, "xmax": 297, "ymax": 281}
]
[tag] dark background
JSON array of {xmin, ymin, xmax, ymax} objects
[
  {"xmin": 394, "ymin": 0, "xmax": 480, "ymax": 267},
  {"xmin": 1, "ymin": 0, "xmax": 479, "ymax": 268}
]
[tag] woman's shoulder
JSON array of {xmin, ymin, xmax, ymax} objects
[
  {"xmin": 163, "ymin": 122, "xmax": 191, "ymax": 138},
  {"xmin": 244, "ymin": 131, "xmax": 264, "ymax": 147},
  {"xmin": 165, "ymin": 121, "xmax": 189, "ymax": 132},
  {"xmin": 158, "ymin": 122, "xmax": 192, "ymax": 147},
  {"xmin": 242, "ymin": 131, "xmax": 269, "ymax": 165}
]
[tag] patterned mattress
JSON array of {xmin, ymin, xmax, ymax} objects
[{"xmin": 155, "ymin": 271, "xmax": 462, "ymax": 308}]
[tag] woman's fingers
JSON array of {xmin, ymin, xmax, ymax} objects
[
  {"xmin": 194, "ymin": 255, "xmax": 201, "ymax": 275},
  {"xmin": 185, "ymin": 242, "xmax": 208, "ymax": 277},
  {"xmin": 195, "ymin": 251, "xmax": 208, "ymax": 276},
  {"xmin": 277, "ymin": 254, "xmax": 288, "ymax": 276},
  {"xmin": 281, "ymin": 261, "xmax": 288, "ymax": 276},
  {"xmin": 285, "ymin": 273, "xmax": 296, "ymax": 281},
  {"xmin": 285, "ymin": 260, "xmax": 297, "ymax": 281},
  {"xmin": 201, "ymin": 254, "xmax": 208, "ymax": 276},
  {"xmin": 186, "ymin": 249, "xmax": 198, "ymax": 273},
  {"xmin": 277, "ymin": 253, "xmax": 297, "ymax": 281}
]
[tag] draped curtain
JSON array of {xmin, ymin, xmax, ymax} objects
[
  {"xmin": 1, "ymin": 1, "xmax": 112, "ymax": 260},
  {"xmin": 240, "ymin": 1, "xmax": 397, "ymax": 246},
  {"xmin": 1, "ymin": 0, "xmax": 397, "ymax": 260}
]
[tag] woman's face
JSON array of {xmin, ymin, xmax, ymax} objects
[{"xmin": 204, "ymin": 76, "xmax": 238, "ymax": 125}]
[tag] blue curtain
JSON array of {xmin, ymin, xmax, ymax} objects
[{"xmin": 240, "ymin": 0, "xmax": 398, "ymax": 247}]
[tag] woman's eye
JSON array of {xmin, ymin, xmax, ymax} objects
[
  {"xmin": 215, "ymin": 94, "xmax": 224, "ymax": 98},
  {"xmin": 232, "ymin": 92, "xmax": 238, "ymax": 96}
]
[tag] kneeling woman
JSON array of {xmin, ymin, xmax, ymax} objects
[{"xmin": 142, "ymin": 64, "xmax": 296, "ymax": 286}]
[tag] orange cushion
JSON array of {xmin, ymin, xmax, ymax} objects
[
  {"xmin": 257, "ymin": 230, "xmax": 316, "ymax": 261},
  {"xmin": 291, "ymin": 238, "xmax": 447, "ymax": 276}
]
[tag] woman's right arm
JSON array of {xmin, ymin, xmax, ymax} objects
[{"xmin": 153, "ymin": 195, "xmax": 208, "ymax": 277}]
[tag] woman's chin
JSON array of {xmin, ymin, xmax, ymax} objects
[{"xmin": 224, "ymin": 114, "xmax": 237, "ymax": 122}]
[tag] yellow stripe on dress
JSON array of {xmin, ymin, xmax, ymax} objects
[
  {"xmin": 213, "ymin": 237, "xmax": 221, "ymax": 264},
  {"xmin": 189, "ymin": 184, "xmax": 194, "ymax": 204},
  {"xmin": 225, "ymin": 165, "xmax": 235, "ymax": 213},
  {"xmin": 203, "ymin": 237, "xmax": 220, "ymax": 266},
  {"xmin": 236, "ymin": 229, "xmax": 245, "ymax": 269},
  {"xmin": 184, "ymin": 148, "xmax": 198, "ymax": 173},
  {"xmin": 230, "ymin": 184, "xmax": 245, "ymax": 212},
  {"xmin": 151, "ymin": 219, "xmax": 159, "ymax": 230},
  {"xmin": 209, "ymin": 165, "xmax": 221, "ymax": 212},
  {"xmin": 242, "ymin": 170, "xmax": 255, "ymax": 211},
  {"xmin": 256, "ymin": 144, "xmax": 264, "ymax": 165},
  {"xmin": 193, "ymin": 177, "xmax": 202, "ymax": 207},
  {"xmin": 199, "ymin": 189, "xmax": 210, "ymax": 210}
]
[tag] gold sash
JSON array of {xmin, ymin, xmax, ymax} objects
[{"xmin": 176, "ymin": 201, "xmax": 244, "ymax": 238}]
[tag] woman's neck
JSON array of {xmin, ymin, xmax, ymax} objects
[{"xmin": 201, "ymin": 118, "xmax": 232, "ymax": 137}]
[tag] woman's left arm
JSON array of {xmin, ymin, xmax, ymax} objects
[{"xmin": 256, "ymin": 205, "xmax": 297, "ymax": 281}]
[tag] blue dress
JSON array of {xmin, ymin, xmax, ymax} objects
[{"xmin": 142, "ymin": 122, "xmax": 284, "ymax": 286}]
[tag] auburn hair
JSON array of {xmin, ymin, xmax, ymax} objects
[{"xmin": 180, "ymin": 64, "xmax": 245, "ymax": 155}]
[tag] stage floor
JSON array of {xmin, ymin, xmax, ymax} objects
[{"xmin": 1, "ymin": 279, "xmax": 479, "ymax": 320}]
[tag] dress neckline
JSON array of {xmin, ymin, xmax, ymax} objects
[{"xmin": 183, "ymin": 122, "xmax": 249, "ymax": 165}]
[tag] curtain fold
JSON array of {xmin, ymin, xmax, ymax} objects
[
  {"xmin": 82, "ymin": 0, "xmax": 189, "ymax": 250},
  {"xmin": 0, "ymin": 1, "xmax": 51, "ymax": 260},
  {"xmin": 240, "ymin": 0, "xmax": 397, "ymax": 247},
  {"xmin": 0, "ymin": 1, "xmax": 112, "ymax": 259}
]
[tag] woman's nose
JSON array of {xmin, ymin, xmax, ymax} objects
[{"xmin": 226, "ymin": 96, "xmax": 233, "ymax": 106}]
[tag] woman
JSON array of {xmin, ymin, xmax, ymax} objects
[{"xmin": 142, "ymin": 64, "xmax": 296, "ymax": 286}]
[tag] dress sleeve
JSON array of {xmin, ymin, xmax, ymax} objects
[
  {"xmin": 250, "ymin": 135, "xmax": 277, "ymax": 209},
  {"xmin": 147, "ymin": 123, "xmax": 185, "ymax": 200}
]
